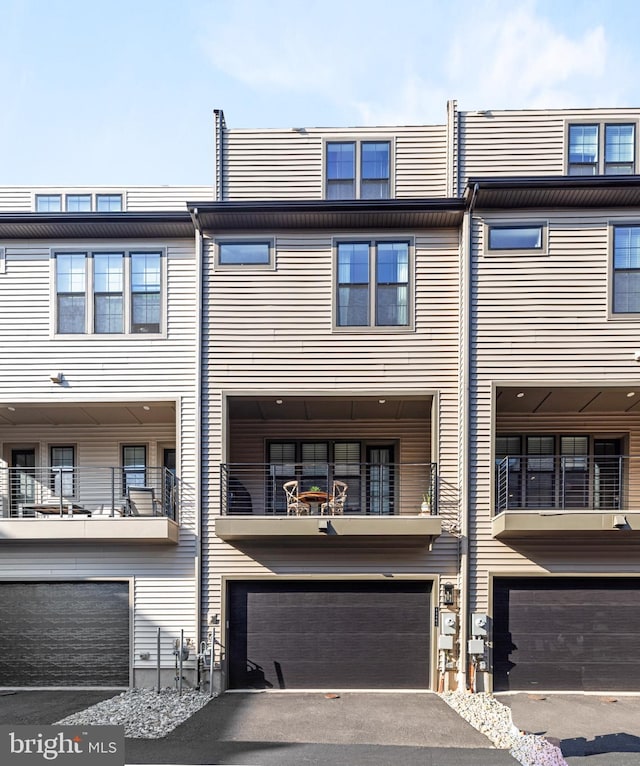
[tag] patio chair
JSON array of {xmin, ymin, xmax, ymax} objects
[
  {"xmin": 283, "ymin": 480, "xmax": 311, "ymax": 516},
  {"xmin": 127, "ymin": 486, "xmax": 162, "ymax": 516},
  {"xmin": 320, "ymin": 480, "xmax": 348, "ymax": 515}
]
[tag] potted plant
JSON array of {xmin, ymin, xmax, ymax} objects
[
  {"xmin": 420, "ymin": 488, "xmax": 432, "ymax": 515},
  {"xmin": 309, "ymin": 485, "xmax": 321, "ymax": 493}
]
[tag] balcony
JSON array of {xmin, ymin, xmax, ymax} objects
[
  {"xmin": 216, "ymin": 462, "xmax": 441, "ymax": 546},
  {"xmin": 0, "ymin": 466, "xmax": 179, "ymax": 544},
  {"xmin": 492, "ymin": 454, "xmax": 640, "ymax": 539}
]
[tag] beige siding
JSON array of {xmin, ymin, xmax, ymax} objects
[
  {"xmin": 458, "ymin": 107, "xmax": 640, "ymax": 194},
  {"xmin": 0, "ymin": 186, "xmax": 211, "ymax": 212},
  {"xmin": 0, "ymin": 236, "xmax": 199, "ymax": 672},
  {"xmin": 470, "ymin": 207, "xmax": 640, "ymax": 613},
  {"xmin": 201, "ymin": 227, "xmax": 462, "ymax": 638},
  {"xmin": 222, "ymin": 126, "xmax": 448, "ymax": 200}
]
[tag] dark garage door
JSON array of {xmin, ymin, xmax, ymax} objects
[
  {"xmin": 0, "ymin": 582, "xmax": 129, "ymax": 687},
  {"xmin": 227, "ymin": 580, "xmax": 431, "ymax": 689},
  {"xmin": 494, "ymin": 577, "xmax": 640, "ymax": 692}
]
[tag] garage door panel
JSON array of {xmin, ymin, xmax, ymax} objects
[
  {"xmin": 494, "ymin": 578, "xmax": 640, "ymax": 692},
  {"xmin": 229, "ymin": 581, "xmax": 431, "ymax": 689},
  {"xmin": 0, "ymin": 582, "xmax": 129, "ymax": 687}
]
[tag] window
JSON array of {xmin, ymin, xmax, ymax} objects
[
  {"xmin": 96, "ymin": 194, "xmax": 123, "ymax": 212},
  {"xmin": 36, "ymin": 195, "xmax": 62, "ymax": 212},
  {"xmin": 326, "ymin": 140, "xmax": 391, "ymax": 199},
  {"xmin": 122, "ymin": 446, "xmax": 146, "ymax": 493},
  {"xmin": 55, "ymin": 250, "xmax": 162, "ymax": 335},
  {"xmin": 568, "ymin": 124, "xmax": 598, "ymax": 175},
  {"xmin": 568, "ymin": 123, "xmax": 635, "ymax": 175},
  {"xmin": 131, "ymin": 253, "xmax": 161, "ymax": 333},
  {"xmin": 268, "ymin": 441, "xmax": 362, "ymax": 514},
  {"xmin": 50, "ymin": 446, "xmax": 75, "ymax": 497},
  {"xmin": 217, "ymin": 241, "xmax": 272, "ymax": 267},
  {"xmin": 613, "ymin": 225, "xmax": 640, "ymax": 313},
  {"xmin": 336, "ymin": 240, "xmax": 410, "ymax": 328},
  {"xmin": 495, "ymin": 434, "xmax": 622, "ymax": 511},
  {"xmin": 94, "ymin": 253, "xmax": 123, "ymax": 333},
  {"xmin": 56, "ymin": 253, "xmax": 87, "ymax": 334},
  {"xmin": 487, "ymin": 225, "xmax": 544, "ymax": 252},
  {"xmin": 66, "ymin": 195, "xmax": 92, "ymax": 212},
  {"xmin": 605, "ymin": 124, "xmax": 635, "ymax": 174}
]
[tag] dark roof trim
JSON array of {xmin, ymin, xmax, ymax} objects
[
  {"xmin": 466, "ymin": 176, "xmax": 640, "ymax": 210},
  {"xmin": 0, "ymin": 212, "xmax": 195, "ymax": 240},
  {"xmin": 187, "ymin": 198, "xmax": 466, "ymax": 231}
]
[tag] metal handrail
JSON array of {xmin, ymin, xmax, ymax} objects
[
  {"xmin": 0, "ymin": 465, "xmax": 178, "ymax": 520},
  {"xmin": 220, "ymin": 461, "xmax": 437, "ymax": 516}
]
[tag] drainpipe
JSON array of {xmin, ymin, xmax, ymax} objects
[
  {"xmin": 194, "ymin": 215, "xmax": 204, "ymax": 663},
  {"xmin": 213, "ymin": 109, "xmax": 225, "ymax": 201},
  {"xmin": 458, "ymin": 182, "xmax": 479, "ymax": 691}
]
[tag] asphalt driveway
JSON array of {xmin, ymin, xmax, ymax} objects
[
  {"xmin": 0, "ymin": 689, "xmax": 519, "ymax": 766},
  {"xmin": 500, "ymin": 693, "xmax": 640, "ymax": 765}
]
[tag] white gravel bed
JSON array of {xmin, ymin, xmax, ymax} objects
[
  {"xmin": 440, "ymin": 690, "xmax": 568, "ymax": 766},
  {"xmin": 54, "ymin": 688, "xmax": 214, "ymax": 739}
]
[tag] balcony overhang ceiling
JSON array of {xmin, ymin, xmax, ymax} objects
[
  {"xmin": 188, "ymin": 199, "xmax": 465, "ymax": 231},
  {"xmin": 467, "ymin": 176, "xmax": 640, "ymax": 209},
  {"xmin": 0, "ymin": 402, "xmax": 176, "ymax": 427},
  {"xmin": 497, "ymin": 386, "xmax": 640, "ymax": 414},
  {"xmin": 227, "ymin": 395, "xmax": 432, "ymax": 420}
]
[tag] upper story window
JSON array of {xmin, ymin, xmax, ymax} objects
[
  {"xmin": 217, "ymin": 240, "xmax": 273, "ymax": 267},
  {"xmin": 36, "ymin": 195, "xmax": 62, "ymax": 212},
  {"xmin": 54, "ymin": 250, "xmax": 162, "ymax": 335},
  {"xmin": 568, "ymin": 123, "xmax": 635, "ymax": 175},
  {"xmin": 326, "ymin": 140, "xmax": 391, "ymax": 200},
  {"xmin": 487, "ymin": 224, "xmax": 545, "ymax": 253},
  {"xmin": 96, "ymin": 194, "xmax": 123, "ymax": 212},
  {"xmin": 336, "ymin": 240, "xmax": 410, "ymax": 329},
  {"xmin": 612, "ymin": 225, "xmax": 640, "ymax": 314},
  {"xmin": 66, "ymin": 194, "xmax": 92, "ymax": 212}
]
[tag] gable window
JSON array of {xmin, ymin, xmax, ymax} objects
[
  {"xmin": 217, "ymin": 240, "xmax": 272, "ymax": 267},
  {"xmin": 613, "ymin": 225, "xmax": 640, "ymax": 314},
  {"xmin": 336, "ymin": 240, "xmax": 410, "ymax": 328},
  {"xmin": 96, "ymin": 194, "xmax": 123, "ymax": 212},
  {"xmin": 326, "ymin": 140, "xmax": 391, "ymax": 199},
  {"xmin": 568, "ymin": 123, "xmax": 635, "ymax": 175},
  {"xmin": 36, "ymin": 194, "xmax": 62, "ymax": 213},
  {"xmin": 487, "ymin": 224, "xmax": 544, "ymax": 252},
  {"xmin": 55, "ymin": 250, "xmax": 163, "ymax": 335},
  {"xmin": 66, "ymin": 194, "xmax": 92, "ymax": 212}
]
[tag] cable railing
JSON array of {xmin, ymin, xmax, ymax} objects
[
  {"xmin": 0, "ymin": 466, "xmax": 178, "ymax": 520},
  {"xmin": 495, "ymin": 454, "xmax": 626, "ymax": 514},
  {"xmin": 220, "ymin": 462, "xmax": 437, "ymax": 516}
]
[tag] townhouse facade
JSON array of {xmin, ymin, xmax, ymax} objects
[
  {"xmin": 0, "ymin": 186, "xmax": 210, "ymax": 688},
  {"xmin": 3, "ymin": 102, "xmax": 640, "ymax": 695}
]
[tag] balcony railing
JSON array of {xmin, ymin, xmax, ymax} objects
[
  {"xmin": 0, "ymin": 466, "xmax": 178, "ymax": 520},
  {"xmin": 496, "ymin": 454, "xmax": 629, "ymax": 513},
  {"xmin": 220, "ymin": 462, "xmax": 437, "ymax": 516}
]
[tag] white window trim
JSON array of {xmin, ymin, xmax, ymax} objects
[
  {"xmin": 213, "ymin": 237, "xmax": 276, "ymax": 270},
  {"xmin": 608, "ymin": 221, "xmax": 640, "ymax": 321},
  {"xmin": 565, "ymin": 120, "xmax": 638, "ymax": 175},
  {"xmin": 50, "ymin": 246, "xmax": 167, "ymax": 338},
  {"xmin": 322, "ymin": 136, "xmax": 396, "ymax": 200},
  {"xmin": 0, "ymin": 247, "xmax": 5, "ymax": 274},
  {"xmin": 32, "ymin": 191, "xmax": 127, "ymax": 213},
  {"xmin": 332, "ymin": 234, "xmax": 414, "ymax": 333},
  {"xmin": 483, "ymin": 220, "xmax": 549, "ymax": 256}
]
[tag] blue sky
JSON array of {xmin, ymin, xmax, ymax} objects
[{"xmin": 1, "ymin": 0, "xmax": 639, "ymax": 185}]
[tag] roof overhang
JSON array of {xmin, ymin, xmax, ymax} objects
[
  {"xmin": 187, "ymin": 199, "xmax": 465, "ymax": 231},
  {"xmin": 467, "ymin": 176, "xmax": 640, "ymax": 210},
  {"xmin": 0, "ymin": 213, "xmax": 195, "ymax": 240}
]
